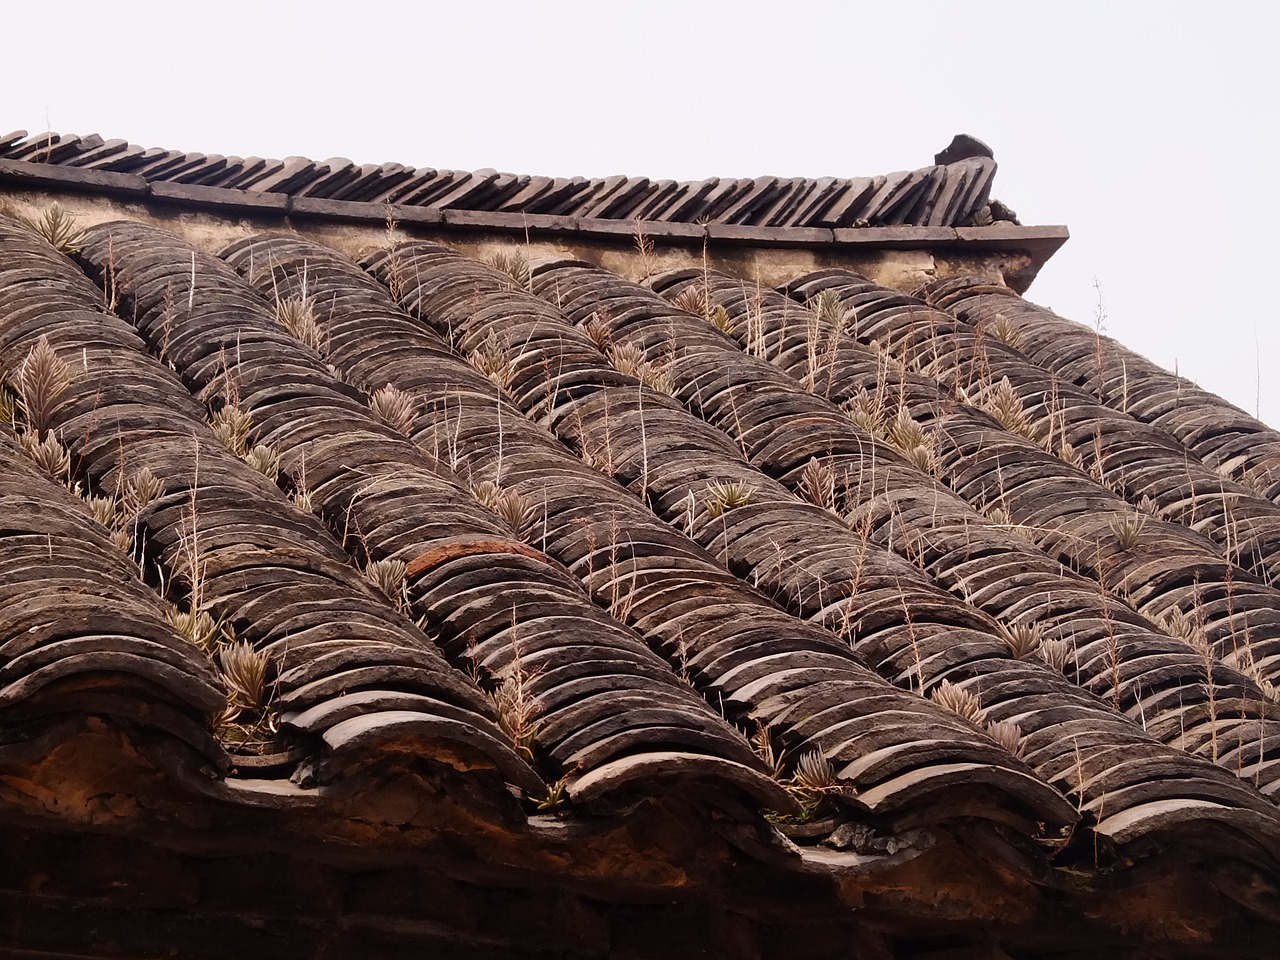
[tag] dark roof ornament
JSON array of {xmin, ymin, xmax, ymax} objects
[{"xmin": 935, "ymin": 133, "xmax": 995, "ymax": 165}]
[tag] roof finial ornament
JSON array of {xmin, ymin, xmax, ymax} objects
[{"xmin": 935, "ymin": 134, "xmax": 994, "ymax": 165}]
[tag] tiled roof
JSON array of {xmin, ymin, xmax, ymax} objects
[
  {"xmin": 2, "ymin": 135, "xmax": 1280, "ymax": 956},
  {"xmin": 0, "ymin": 128, "xmax": 1008, "ymax": 228}
]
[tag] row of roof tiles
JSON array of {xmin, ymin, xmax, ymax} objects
[{"xmin": 2, "ymin": 207, "xmax": 1280, "ymax": 874}]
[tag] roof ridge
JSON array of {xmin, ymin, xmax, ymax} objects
[{"xmin": 0, "ymin": 127, "xmax": 1014, "ymax": 229}]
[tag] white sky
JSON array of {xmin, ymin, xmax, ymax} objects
[{"xmin": 4, "ymin": 0, "xmax": 1277, "ymax": 422}]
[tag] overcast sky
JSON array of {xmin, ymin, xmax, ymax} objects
[{"xmin": 4, "ymin": 1, "xmax": 1277, "ymax": 423}]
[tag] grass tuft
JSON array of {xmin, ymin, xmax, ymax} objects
[
  {"xmin": 1109, "ymin": 513, "xmax": 1147, "ymax": 551},
  {"xmin": 167, "ymin": 607, "xmax": 223, "ymax": 653},
  {"xmin": 276, "ymin": 296, "xmax": 325, "ymax": 353},
  {"xmin": 703, "ymin": 480, "xmax": 756, "ymax": 518},
  {"xmin": 291, "ymin": 486, "xmax": 316, "ymax": 514},
  {"xmin": 1038, "ymin": 638, "xmax": 1075, "ymax": 672},
  {"xmin": 986, "ymin": 313, "xmax": 1021, "ymax": 349},
  {"xmin": 19, "ymin": 430, "xmax": 70, "ymax": 479},
  {"xmin": 211, "ymin": 404, "xmax": 254, "ymax": 456},
  {"xmin": 808, "ymin": 289, "xmax": 843, "ymax": 328},
  {"xmin": 87, "ymin": 493, "xmax": 124, "ymax": 530},
  {"xmin": 16, "ymin": 336, "xmax": 73, "ymax": 438},
  {"xmin": 370, "ymin": 383, "xmax": 417, "ymax": 436},
  {"xmin": 491, "ymin": 668, "xmax": 542, "ymax": 761},
  {"xmin": 219, "ymin": 641, "xmax": 270, "ymax": 712},
  {"xmin": 999, "ymin": 621, "xmax": 1043, "ymax": 660},
  {"xmin": 468, "ymin": 334, "xmax": 516, "ymax": 391},
  {"xmin": 110, "ymin": 527, "xmax": 134, "ymax": 555},
  {"xmin": 986, "ymin": 719, "xmax": 1024, "ymax": 757},
  {"xmin": 979, "ymin": 376, "xmax": 1036, "ymax": 441},
  {"xmin": 25, "ymin": 203, "xmax": 86, "ymax": 253},
  {"xmin": 843, "ymin": 388, "xmax": 886, "ymax": 436},
  {"xmin": 799, "ymin": 457, "xmax": 836, "ymax": 512},
  {"xmin": 671, "ymin": 286, "xmax": 708, "ymax": 319},
  {"xmin": 930, "ymin": 679, "xmax": 982, "ymax": 723},
  {"xmin": 365, "ymin": 557, "xmax": 408, "ymax": 609},
  {"xmin": 122, "ymin": 466, "xmax": 164, "ymax": 514},
  {"xmin": 486, "ymin": 250, "xmax": 531, "ymax": 290},
  {"xmin": 606, "ymin": 341, "xmax": 675, "ymax": 395},
  {"xmin": 243, "ymin": 443, "xmax": 281, "ymax": 479},
  {"xmin": 472, "ymin": 480, "xmax": 533, "ymax": 540},
  {"xmin": 582, "ymin": 314, "xmax": 613, "ymax": 348},
  {"xmin": 0, "ymin": 384, "xmax": 14, "ymax": 428}
]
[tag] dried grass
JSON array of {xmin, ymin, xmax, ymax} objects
[
  {"xmin": 211, "ymin": 404, "xmax": 254, "ymax": 456},
  {"xmin": 999, "ymin": 621, "xmax": 1043, "ymax": 660},
  {"xmin": 219, "ymin": 640, "xmax": 270, "ymax": 712},
  {"xmin": 25, "ymin": 204, "xmax": 86, "ymax": 253},
  {"xmin": 370, "ymin": 383, "xmax": 417, "ymax": 436},
  {"xmin": 275, "ymin": 296, "xmax": 325, "ymax": 353},
  {"xmin": 799, "ymin": 457, "xmax": 836, "ymax": 512},
  {"xmin": 365, "ymin": 557, "xmax": 409, "ymax": 609},
  {"xmin": 16, "ymin": 336, "xmax": 72, "ymax": 438},
  {"xmin": 122, "ymin": 466, "xmax": 164, "ymax": 514},
  {"xmin": 930, "ymin": 679, "xmax": 982, "ymax": 723},
  {"xmin": 986, "ymin": 719, "xmax": 1024, "ymax": 757},
  {"xmin": 19, "ymin": 430, "xmax": 70, "ymax": 479},
  {"xmin": 243, "ymin": 443, "xmax": 281, "ymax": 479},
  {"xmin": 486, "ymin": 250, "xmax": 531, "ymax": 290}
]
